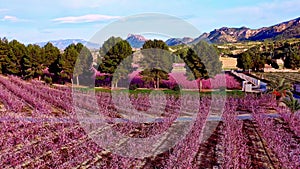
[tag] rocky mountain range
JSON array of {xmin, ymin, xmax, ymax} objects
[
  {"xmin": 165, "ymin": 37, "xmax": 194, "ymax": 46},
  {"xmin": 35, "ymin": 39, "xmax": 100, "ymax": 50},
  {"xmin": 195, "ymin": 17, "xmax": 300, "ymax": 43},
  {"xmin": 166, "ymin": 16, "xmax": 300, "ymax": 46},
  {"xmin": 35, "ymin": 17, "xmax": 300, "ymax": 49}
]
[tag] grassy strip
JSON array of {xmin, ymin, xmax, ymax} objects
[{"xmin": 73, "ymin": 87, "xmax": 244, "ymax": 96}]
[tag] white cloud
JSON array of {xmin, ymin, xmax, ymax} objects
[
  {"xmin": 2, "ymin": 15, "xmax": 19, "ymax": 22},
  {"xmin": 52, "ymin": 14, "xmax": 121, "ymax": 23},
  {"xmin": 1, "ymin": 15, "xmax": 30, "ymax": 22}
]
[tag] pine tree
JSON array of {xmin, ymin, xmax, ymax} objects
[
  {"xmin": 42, "ymin": 42, "xmax": 60, "ymax": 67},
  {"xmin": 97, "ymin": 36, "xmax": 123, "ymax": 67},
  {"xmin": 22, "ymin": 44, "xmax": 44, "ymax": 79},
  {"xmin": 99, "ymin": 40, "xmax": 133, "ymax": 87},
  {"xmin": 182, "ymin": 41, "xmax": 222, "ymax": 92},
  {"xmin": 139, "ymin": 40, "xmax": 173, "ymax": 89},
  {"xmin": 0, "ymin": 38, "xmax": 9, "ymax": 74}
]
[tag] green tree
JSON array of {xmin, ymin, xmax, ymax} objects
[
  {"xmin": 99, "ymin": 40, "xmax": 133, "ymax": 87},
  {"xmin": 7, "ymin": 40, "xmax": 27, "ymax": 75},
  {"xmin": 182, "ymin": 41, "xmax": 222, "ymax": 92},
  {"xmin": 139, "ymin": 39, "xmax": 173, "ymax": 89},
  {"xmin": 97, "ymin": 36, "xmax": 123, "ymax": 66},
  {"xmin": 192, "ymin": 41, "xmax": 222, "ymax": 77},
  {"xmin": 48, "ymin": 56, "xmax": 63, "ymax": 82},
  {"xmin": 237, "ymin": 46, "xmax": 267, "ymax": 72},
  {"xmin": 181, "ymin": 48, "xmax": 207, "ymax": 92},
  {"xmin": 3, "ymin": 49, "xmax": 19, "ymax": 75},
  {"xmin": 0, "ymin": 39, "xmax": 27, "ymax": 75},
  {"xmin": 73, "ymin": 44, "xmax": 93, "ymax": 86},
  {"xmin": 22, "ymin": 44, "xmax": 44, "ymax": 79},
  {"xmin": 42, "ymin": 42, "xmax": 60, "ymax": 67},
  {"xmin": 173, "ymin": 46, "xmax": 188, "ymax": 63},
  {"xmin": 283, "ymin": 44, "xmax": 300, "ymax": 69},
  {"xmin": 55, "ymin": 43, "xmax": 93, "ymax": 85},
  {"xmin": 59, "ymin": 44, "xmax": 79, "ymax": 84},
  {"xmin": 0, "ymin": 38, "xmax": 9, "ymax": 74}
]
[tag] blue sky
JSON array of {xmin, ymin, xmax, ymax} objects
[{"xmin": 0, "ymin": 0, "xmax": 299, "ymax": 44}]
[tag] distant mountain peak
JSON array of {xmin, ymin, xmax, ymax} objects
[
  {"xmin": 126, "ymin": 34, "xmax": 147, "ymax": 48},
  {"xmin": 165, "ymin": 37, "xmax": 194, "ymax": 46},
  {"xmin": 35, "ymin": 39, "xmax": 100, "ymax": 50},
  {"xmin": 127, "ymin": 34, "xmax": 147, "ymax": 41}
]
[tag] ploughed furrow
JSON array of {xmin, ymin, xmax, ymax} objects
[
  {"xmin": 0, "ymin": 122, "xmax": 77, "ymax": 157},
  {"xmin": 193, "ymin": 121, "xmax": 224, "ymax": 169},
  {"xmin": 243, "ymin": 119, "xmax": 281, "ymax": 169},
  {"xmin": 0, "ymin": 124, "xmax": 84, "ymax": 167},
  {"xmin": 16, "ymin": 126, "xmax": 111, "ymax": 168}
]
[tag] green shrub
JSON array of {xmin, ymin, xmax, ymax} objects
[
  {"xmin": 173, "ymin": 85, "xmax": 181, "ymax": 91},
  {"xmin": 129, "ymin": 84, "xmax": 138, "ymax": 90},
  {"xmin": 44, "ymin": 76, "xmax": 52, "ymax": 85}
]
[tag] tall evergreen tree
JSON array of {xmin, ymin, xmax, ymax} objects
[
  {"xmin": 73, "ymin": 44, "xmax": 93, "ymax": 86},
  {"xmin": 182, "ymin": 41, "xmax": 222, "ymax": 92},
  {"xmin": 237, "ymin": 46, "xmax": 265, "ymax": 72},
  {"xmin": 139, "ymin": 39, "xmax": 173, "ymax": 89},
  {"xmin": 283, "ymin": 43, "xmax": 300, "ymax": 69},
  {"xmin": 237, "ymin": 52, "xmax": 253, "ymax": 71},
  {"xmin": 59, "ymin": 44, "xmax": 78, "ymax": 84},
  {"xmin": 48, "ymin": 56, "xmax": 63, "ymax": 83},
  {"xmin": 0, "ymin": 38, "xmax": 27, "ymax": 75},
  {"xmin": 181, "ymin": 48, "xmax": 207, "ymax": 92},
  {"xmin": 192, "ymin": 41, "xmax": 222, "ymax": 78},
  {"xmin": 0, "ymin": 38, "xmax": 9, "ymax": 74},
  {"xmin": 97, "ymin": 36, "xmax": 123, "ymax": 67},
  {"xmin": 22, "ymin": 44, "xmax": 44, "ymax": 79},
  {"xmin": 42, "ymin": 42, "xmax": 60, "ymax": 67},
  {"xmin": 53, "ymin": 43, "xmax": 93, "ymax": 85},
  {"xmin": 7, "ymin": 40, "xmax": 27, "ymax": 75},
  {"xmin": 99, "ymin": 39, "xmax": 133, "ymax": 87}
]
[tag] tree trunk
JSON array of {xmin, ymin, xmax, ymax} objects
[
  {"xmin": 71, "ymin": 78, "xmax": 73, "ymax": 85},
  {"xmin": 198, "ymin": 79, "xmax": 202, "ymax": 93},
  {"xmin": 157, "ymin": 77, "xmax": 159, "ymax": 89},
  {"xmin": 76, "ymin": 76, "xmax": 79, "ymax": 86},
  {"xmin": 153, "ymin": 77, "xmax": 157, "ymax": 89},
  {"xmin": 198, "ymin": 79, "xmax": 203, "ymax": 101}
]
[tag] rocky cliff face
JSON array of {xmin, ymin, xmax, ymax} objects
[
  {"xmin": 249, "ymin": 17, "xmax": 300, "ymax": 41},
  {"xmin": 165, "ymin": 37, "xmax": 194, "ymax": 46},
  {"xmin": 191, "ymin": 17, "xmax": 300, "ymax": 44}
]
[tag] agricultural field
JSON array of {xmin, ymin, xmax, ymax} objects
[
  {"xmin": 251, "ymin": 72, "xmax": 300, "ymax": 84},
  {"xmin": 0, "ymin": 75, "xmax": 299, "ymax": 168},
  {"xmin": 219, "ymin": 57, "xmax": 237, "ymax": 70}
]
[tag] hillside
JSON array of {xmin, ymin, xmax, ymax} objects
[
  {"xmin": 192, "ymin": 17, "xmax": 300, "ymax": 44},
  {"xmin": 165, "ymin": 37, "xmax": 194, "ymax": 46}
]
